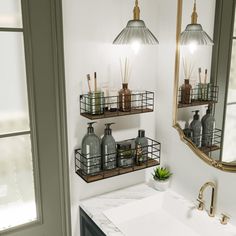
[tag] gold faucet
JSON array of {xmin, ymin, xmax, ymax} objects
[{"xmin": 197, "ymin": 182, "xmax": 216, "ymax": 217}]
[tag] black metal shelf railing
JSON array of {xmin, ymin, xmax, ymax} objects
[
  {"xmin": 80, "ymin": 91, "xmax": 154, "ymax": 120},
  {"xmin": 184, "ymin": 128, "xmax": 222, "ymax": 154},
  {"xmin": 178, "ymin": 84, "xmax": 219, "ymax": 108},
  {"xmin": 75, "ymin": 137, "xmax": 161, "ymax": 183}
]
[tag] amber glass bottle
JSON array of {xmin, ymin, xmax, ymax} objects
[
  {"xmin": 181, "ymin": 79, "xmax": 192, "ymax": 104},
  {"xmin": 119, "ymin": 83, "xmax": 131, "ymax": 112}
]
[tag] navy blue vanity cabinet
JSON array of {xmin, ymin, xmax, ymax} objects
[{"xmin": 80, "ymin": 207, "xmax": 106, "ymax": 236}]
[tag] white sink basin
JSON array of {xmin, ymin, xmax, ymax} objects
[{"xmin": 103, "ymin": 190, "xmax": 236, "ymax": 236}]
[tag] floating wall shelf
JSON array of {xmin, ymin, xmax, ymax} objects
[
  {"xmin": 75, "ymin": 137, "xmax": 161, "ymax": 183},
  {"xmin": 80, "ymin": 91, "xmax": 154, "ymax": 120},
  {"xmin": 178, "ymin": 85, "xmax": 219, "ymax": 108}
]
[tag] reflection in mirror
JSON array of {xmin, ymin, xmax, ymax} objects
[
  {"xmin": 173, "ymin": 0, "xmax": 236, "ymax": 172},
  {"xmin": 221, "ymin": 8, "xmax": 236, "ymax": 163}
]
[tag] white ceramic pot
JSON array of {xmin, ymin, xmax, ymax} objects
[{"xmin": 153, "ymin": 179, "xmax": 170, "ymax": 191}]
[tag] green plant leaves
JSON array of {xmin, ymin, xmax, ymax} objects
[{"xmin": 152, "ymin": 167, "xmax": 172, "ymax": 181}]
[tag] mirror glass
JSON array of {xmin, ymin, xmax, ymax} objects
[
  {"xmin": 173, "ymin": 0, "xmax": 236, "ymax": 172},
  {"xmin": 222, "ymin": 11, "xmax": 236, "ymax": 163}
]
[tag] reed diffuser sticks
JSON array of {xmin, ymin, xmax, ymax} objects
[
  {"xmin": 120, "ymin": 57, "xmax": 132, "ymax": 84},
  {"xmin": 182, "ymin": 57, "xmax": 194, "ymax": 80}
]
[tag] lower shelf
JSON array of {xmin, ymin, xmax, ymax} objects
[
  {"xmin": 75, "ymin": 137, "xmax": 161, "ymax": 183},
  {"xmin": 199, "ymin": 145, "xmax": 221, "ymax": 154},
  {"xmin": 76, "ymin": 159, "xmax": 160, "ymax": 183}
]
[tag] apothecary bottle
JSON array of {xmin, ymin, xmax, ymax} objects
[
  {"xmin": 119, "ymin": 83, "xmax": 131, "ymax": 112},
  {"xmin": 181, "ymin": 79, "xmax": 192, "ymax": 104}
]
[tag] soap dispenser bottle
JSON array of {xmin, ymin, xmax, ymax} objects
[
  {"xmin": 201, "ymin": 105, "xmax": 215, "ymax": 147},
  {"xmin": 190, "ymin": 110, "xmax": 201, "ymax": 147},
  {"xmin": 135, "ymin": 129, "xmax": 148, "ymax": 165},
  {"xmin": 81, "ymin": 122, "xmax": 101, "ymax": 175},
  {"xmin": 183, "ymin": 121, "xmax": 192, "ymax": 139},
  {"xmin": 101, "ymin": 123, "xmax": 117, "ymax": 170}
]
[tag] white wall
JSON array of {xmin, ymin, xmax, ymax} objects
[
  {"xmin": 62, "ymin": 0, "xmax": 236, "ymax": 235},
  {"xmin": 63, "ymin": 0, "xmax": 160, "ymax": 235}
]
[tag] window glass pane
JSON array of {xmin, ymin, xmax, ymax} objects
[
  {"xmin": 234, "ymin": 6, "xmax": 236, "ymax": 37},
  {"xmin": 0, "ymin": 134, "xmax": 37, "ymax": 230},
  {"xmin": 227, "ymin": 40, "xmax": 236, "ymax": 103},
  {"xmin": 0, "ymin": 0, "xmax": 22, "ymax": 28},
  {"xmin": 0, "ymin": 32, "xmax": 30, "ymax": 135},
  {"xmin": 222, "ymin": 39, "xmax": 236, "ymax": 163}
]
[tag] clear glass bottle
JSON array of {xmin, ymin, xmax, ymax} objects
[
  {"xmin": 181, "ymin": 79, "xmax": 192, "ymax": 104},
  {"xmin": 135, "ymin": 130, "xmax": 148, "ymax": 165},
  {"xmin": 119, "ymin": 83, "xmax": 131, "ymax": 112},
  {"xmin": 81, "ymin": 122, "xmax": 101, "ymax": 175},
  {"xmin": 117, "ymin": 141, "xmax": 133, "ymax": 167}
]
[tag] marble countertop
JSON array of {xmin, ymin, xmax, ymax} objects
[{"xmin": 80, "ymin": 183, "xmax": 157, "ymax": 236}]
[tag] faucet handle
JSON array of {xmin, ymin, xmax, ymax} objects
[
  {"xmin": 220, "ymin": 213, "xmax": 230, "ymax": 225},
  {"xmin": 197, "ymin": 198, "xmax": 204, "ymax": 211}
]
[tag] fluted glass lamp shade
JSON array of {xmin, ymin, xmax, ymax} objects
[
  {"xmin": 180, "ymin": 24, "xmax": 214, "ymax": 45},
  {"xmin": 180, "ymin": 0, "xmax": 213, "ymax": 46},
  {"xmin": 113, "ymin": 0, "xmax": 159, "ymax": 45}
]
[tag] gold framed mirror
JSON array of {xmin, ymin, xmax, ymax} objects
[{"xmin": 173, "ymin": 0, "xmax": 236, "ymax": 172}]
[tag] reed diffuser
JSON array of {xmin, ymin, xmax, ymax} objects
[
  {"xmin": 119, "ymin": 57, "xmax": 132, "ymax": 112},
  {"xmin": 180, "ymin": 58, "xmax": 193, "ymax": 104}
]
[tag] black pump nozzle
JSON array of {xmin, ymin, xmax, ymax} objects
[
  {"xmin": 87, "ymin": 122, "xmax": 96, "ymax": 133},
  {"xmin": 192, "ymin": 110, "xmax": 200, "ymax": 120},
  {"xmin": 104, "ymin": 123, "xmax": 115, "ymax": 135},
  {"xmin": 205, "ymin": 105, "xmax": 212, "ymax": 114}
]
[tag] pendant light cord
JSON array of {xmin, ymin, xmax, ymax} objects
[{"xmin": 133, "ymin": 0, "xmax": 140, "ymax": 20}]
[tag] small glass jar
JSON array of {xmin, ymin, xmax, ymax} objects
[
  {"xmin": 86, "ymin": 91, "xmax": 105, "ymax": 115},
  {"xmin": 117, "ymin": 141, "xmax": 134, "ymax": 167}
]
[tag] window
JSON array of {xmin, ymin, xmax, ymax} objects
[
  {"xmin": 212, "ymin": 0, "xmax": 236, "ymax": 163},
  {"xmin": 0, "ymin": 0, "xmax": 37, "ymax": 231},
  {"xmin": 222, "ymin": 4, "xmax": 236, "ymax": 162}
]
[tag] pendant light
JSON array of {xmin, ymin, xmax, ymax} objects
[
  {"xmin": 113, "ymin": 0, "xmax": 159, "ymax": 46},
  {"xmin": 180, "ymin": 0, "xmax": 214, "ymax": 46}
]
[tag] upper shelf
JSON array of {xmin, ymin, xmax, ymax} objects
[
  {"xmin": 178, "ymin": 84, "xmax": 219, "ymax": 108},
  {"xmin": 80, "ymin": 91, "xmax": 154, "ymax": 120}
]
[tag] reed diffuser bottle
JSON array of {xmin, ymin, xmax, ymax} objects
[
  {"xmin": 181, "ymin": 79, "xmax": 192, "ymax": 104},
  {"xmin": 119, "ymin": 57, "xmax": 131, "ymax": 112},
  {"xmin": 119, "ymin": 83, "xmax": 131, "ymax": 112},
  {"xmin": 180, "ymin": 57, "xmax": 193, "ymax": 104}
]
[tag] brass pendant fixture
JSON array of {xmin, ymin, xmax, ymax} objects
[
  {"xmin": 180, "ymin": 0, "xmax": 214, "ymax": 46},
  {"xmin": 113, "ymin": 0, "xmax": 159, "ymax": 45}
]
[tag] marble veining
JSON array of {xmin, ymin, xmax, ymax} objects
[{"xmin": 80, "ymin": 183, "xmax": 157, "ymax": 236}]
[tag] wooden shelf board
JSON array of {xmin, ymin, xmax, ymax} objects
[
  {"xmin": 76, "ymin": 159, "xmax": 159, "ymax": 183},
  {"xmin": 178, "ymin": 100, "xmax": 216, "ymax": 108},
  {"xmin": 199, "ymin": 145, "xmax": 221, "ymax": 153},
  {"xmin": 81, "ymin": 108, "xmax": 153, "ymax": 120}
]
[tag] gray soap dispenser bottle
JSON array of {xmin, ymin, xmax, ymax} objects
[
  {"xmin": 190, "ymin": 110, "xmax": 201, "ymax": 147},
  {"xmin": 201, "ymin": 105, "xmax": 215, "ymax": 147},
  {"xmin": 101, "ymin": 123, "xmax": 117, "ymax": 170},
  {"xmin": 183, "ymin": 121, "xmax": 193, "ymax": 139},
  {"xmin": 135, "ymin": 129, "xmax": 148, "ymax": 165},
  {"xmin": 81, "ymin": 122, "xmax": 101, "ymax": 175}
]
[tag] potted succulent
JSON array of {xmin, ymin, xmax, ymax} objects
[{"xmin": 152, "ymin": 167, "xmax": 172, "ymax": 191}]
